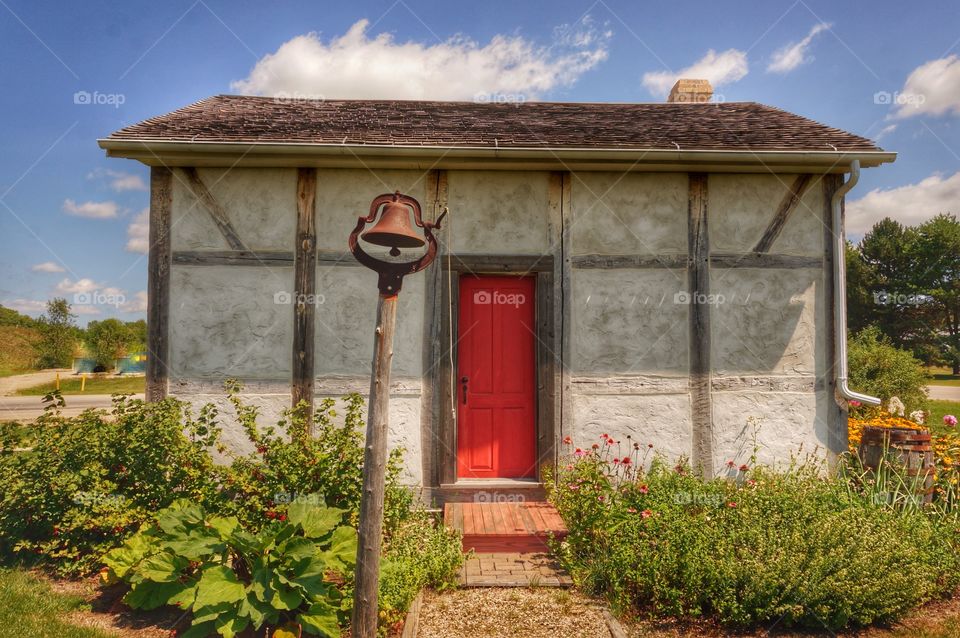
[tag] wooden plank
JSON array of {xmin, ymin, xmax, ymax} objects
[
  {"xmin": 146, "ymin": 166, "xmax": 172, "ymax": 402},
  {"xmin": 451, "ymin": 502, "xmax": 464, "ymax": 535},
  {"xmin": 172, "ymin": 250, "xmax": 294, "ymax": 266},
  {"xmin": 421, "ymin": 169, "xmax": 446, "ymax": 489},
  {"xmin": 559, "ymin": 172, "xmax": 573, "ymax": 472},
  {"xmin": 491, "ymin": 503, "xmax": 508, "ymax": 535},
  {"xmin": 181, "ymin": 167, "xmax": 247, "ymax": 251},
  {"xmin": 438, "ymin": 275, "xmax": 460, "ymax": 486},
  {"xmin": 571, "ymin": 254, "xmax": 688, "ymax": 269},
  {"xmin": 710, "ymin": 252, "xmax": 822, "ymax": 269},
  {"xmin": 516, "ymin": 503, "xmax": 541, "ymax": 534},
  {"xmin": 753, "ymin": 174, "xmax": 813, "ymax": 253},
  {"xmin": 441, "ymin": 254, "xmax": 553, "ymax": 273},
  {"xmin": 536, "ymin": 271, "xmax": 556, "ymax": 475},
  {"xmin": 292, "ymin": 168, "xmax": 318, "ymax": 423},
  {"xmin": 688, "ymin": 173, "xmax": 713, "ymax": 478},
  {"xmin": 316, "ymin": 249, "xmax": 361, "ymax": 266}
]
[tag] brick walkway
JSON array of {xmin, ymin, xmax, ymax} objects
[{"xmin": 460, "ymin": 552, "xmax": 573, "ymax": 587}]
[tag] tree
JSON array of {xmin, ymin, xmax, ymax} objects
[
  {"xmin": 85, "ymin": 319, "xmax": 134, "ymax": 370},
  {"xmin": 848, "ymin": 326, "xmax": 929, "ymax": 411},
  {"xmin": 35, "ymin": 298, "xmax": 78, "ymax": 369},
  {"xmin": 912, "ymin": 214, "xmax": 960, "ymax": 373}
]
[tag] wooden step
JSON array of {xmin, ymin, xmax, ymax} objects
[{"xmin": 444, "ymin": 501, "xmax": 568, "ymax": 553}]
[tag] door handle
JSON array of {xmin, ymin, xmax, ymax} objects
[{"xmin": 461, "ymin": 376, "xmax": 468, "ymax": 405}]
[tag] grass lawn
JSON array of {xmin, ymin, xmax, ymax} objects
[
  {"xmin": 927, "ymin": 366, "xmax": 960, "ymax": 386},
  {"xmin": 925, "ymin": 400, "xmax": 960, "ymax": 435},
  {"xmin": 0, "ymin": 569, "xmax": 111, "ymax": 638},
  {"xmin": 16, "ymin": 376, "xmax": 145, "ymax": 396}
]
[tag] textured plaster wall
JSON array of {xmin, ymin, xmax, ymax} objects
[
  {"xmin": 570, "ymin": 172, "xmax": 688, "ymax": 255},
  {"xmin": 445, "ymin": 171, "xmax": 551, "ymax": 253},
  {"xmin": 170, "ymin": 168, "xmax": 297, "ymax": 251},
  {"xmin": 168, "ymin": 265, "xmax": 294, "ymax": 381},
  {"xmin": 709, "ymin": 174, "xmax": 825, "ymax": 256}
]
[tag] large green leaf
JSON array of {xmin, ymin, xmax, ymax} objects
[
  {"xmin": 138, "ymin": 551, "xmax": 189, "ymax": 582},
  {"xmin": 180, "ymin": 621, "xmax": 216, "ymax": 638},
  {"xmin": 207, "ymin": 515, "xmax": 240, "ymax": 539},
  {"xmin": 162, "ymin": 529, "xmax": 223, "ymax": 560},
  {"xmin": 281, "ymin": 536, "xmax": 320, "ymax": 565},
  {"xmin": 321, "ymin": 525, "xmax": 357, "ymax": 570},
  {"xmin": 157, "ymin": 500, "xmax": 204, "ymax": 536},
  {"xmin": 102, "ymin": 532, "xmax": 157, "ymax": 578},
  {"xmin": 298, "ymin": 601, "xmax": 342, "ymax": 637},
  {"xmin": 271, "ymin": 574, "xmax": 304, "ymax": 611},
  {"xmin": 124, "ymin": 579, "xmax": 190, "ymax": 610},
  {"xmin": 287, "ymin": 501, "xmax": 345, "ymax": 539},
  {"xmin": 215, "ymin": 613, "xmax": 250, "ymax": 638},
  {"xmin": 193, "ymin": 565, "xmax": 247, "ymax": 609}
]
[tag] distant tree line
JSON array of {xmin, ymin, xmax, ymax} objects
[
  {"xmin": 847, "ymin": 213, "xmax": 960, "ymax": 373},
  {"xmin": 0, "ymin": 299, "xmax": 146, "ymax": 371}
]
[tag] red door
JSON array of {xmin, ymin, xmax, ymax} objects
[{"xmin": 457, "ymin": 275, "xmax": 537, "ymax": 479}]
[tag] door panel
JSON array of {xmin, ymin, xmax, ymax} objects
[{"xmin": 457, "ymin": 275, "xmax": 537, "ymax": 479}]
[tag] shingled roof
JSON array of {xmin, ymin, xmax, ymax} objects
[{"xmin": 107, "ymin": 95, "xmax": 883, "ymax": 153}]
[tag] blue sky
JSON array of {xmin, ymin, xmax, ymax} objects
[{"xmin": 1, "ymin": 0, "xmax": 958, "ymax": 323}]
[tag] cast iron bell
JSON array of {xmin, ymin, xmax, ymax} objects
[{"xmin": 361, "ymin": 195, "xmax": 426, "ymax": 256}]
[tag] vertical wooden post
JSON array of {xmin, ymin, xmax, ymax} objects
[
  {"xmin": 688, "ymin": 173, "xmax": 713, "ymax": 477},
  {"xmin": 292, "ymin": 168, "xmax": 318, "ymax": 427},
  {"xmin": 146, "ymin": 166, "xmax": 172, "ymax": 402},
  {"xmin": 352, "ymin": 293, "xmax": 398, "ymax": 638}
]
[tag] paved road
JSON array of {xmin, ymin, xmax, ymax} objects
[
  {"xmin": 928, "ymin": 385, "xmax": 960, "ymax": 401},
  {"xmin": 0, "ymin": 393, "xmax": 144, "ymax": 421},
  {"xmin": 0, "ymin": 369, "xmax": 72, "ymax": 396}
]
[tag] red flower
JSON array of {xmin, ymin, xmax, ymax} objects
[
  {"xmin": 563, "ymin": 436, "xmax": 573, "ymax": 445},
  {"xmin": 638, "ymin": 484, "xmax": 649, "ymax": 494},
  {"xmin": 627, "ymin": 507, "xmax": 637, "ymax": 513},
  {"xmin": 726, "ymin": 460, "xmax": 735, "ymax": 469},
  {"xmin": 641, "ymin": 509, "xmax": 653, "ymax": 518},
  {"xmin": 601, "ymin": 433, "xmax": 609, "ymax": 439},
  {"xmin": 739, "ymin": 464, "xmax": 749, "ymax": 472},
  {"xmin": 278, "ymin": 514, "xmax": 287, "ymax": 522},
  {"xmin": 592, "ymin": 443, "xmax": 600, "ymax": 450},
  {"xmin": 612, "ymin": 458, "xmax": 620, "ymax": 464},
  {"xmin": 727, "ymin": 501, "xmax": 738, "ymax": 508},
  {"xmin": 621, "ymin": 456, "xmax": 632, "ymax": 465},
  {"xmin": 266, "ymin": 511, "xmax": 277, "ymax": 519}
]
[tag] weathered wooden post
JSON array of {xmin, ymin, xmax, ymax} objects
[{"xmin": 348, "ymin": 192, "xmax": 445, "ymax": 637}]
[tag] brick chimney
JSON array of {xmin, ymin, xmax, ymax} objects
[{"xmin": 667, "ymin": 79, "xmax": 713, "ymax": 103}]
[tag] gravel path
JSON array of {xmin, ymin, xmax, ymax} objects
[
  {"xmin": 417, "ymin": 587, "xmax": 611, "ymax": 638},
  {"xmin": 0, "ymin": 369, "xmax": 70, "ymax": 396}
]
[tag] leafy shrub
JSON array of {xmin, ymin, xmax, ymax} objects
[
  {"xmin": 217, "ymin": 383, "xmax": 414, "ymax": 540},
  {"xmin": 547, "ymin": 438, "xmax": 960, "ymax": 630},
  {"xmin": 103, "ymin": 497, "xmax": 355, "ymax": 637},
  {"xmin": 848, "ymin": 326, "xmax": 929, "ymax": 414},
  {"xmin": 0, "ymin": 393, "xmax": 220, "ymax": 576}
]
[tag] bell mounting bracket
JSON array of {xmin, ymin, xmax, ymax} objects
[{"xmin": 348, "ymin": 191, "xmax": 446, "ymax": 295}]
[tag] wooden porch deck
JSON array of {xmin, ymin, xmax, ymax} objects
[{"xmin": 443, "ymin": 501, "xmax": 568, "ymax": 553}]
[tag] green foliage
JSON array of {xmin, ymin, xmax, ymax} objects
[
  {"xmin": 547, "ymin": 441, "xmax": 960, "ymax": 631},
  {"xmin": 103, "ymin": 498, "xmax": 356, "ymax": 637},
  {"xmin": 0, "ymin": 305, "xmax": 39, "ymax": 329},
  {"xmin": 84, "ymin": 318, "xmax": 136, "ymax": 369},
  {"xmin": 0, "ymin": 568, "xmax": 114, "ymax": 638},
  {"xmin": 35, "ymin": 298, "xmax": 79, "ymax": 369},
  {"xmin": 0, "ymin": 394, "xmax": 221, "ymax": 576},
  {"xmin": 848, "ymin": 326, "xmax": 929, "ymax": 413}
]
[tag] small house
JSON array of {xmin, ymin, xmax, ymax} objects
[{"xmin": 99, "ymin": 80, "xmax": 895, "ymax": 503}]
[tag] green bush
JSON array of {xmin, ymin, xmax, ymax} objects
[
  {"xmin": 103, "ymin": 497, "xmax": 355, "ymax": 637},
  {"xmin": 0, "ymin": 393, "xmax": 220, "ymax": 576},
  {"xmin": 848, "ymin": 326, "xmax": 929, "ymax": 413},
  {"xmin": 547, "ymin": 439, "xmax": 960, "ymax": 630}
]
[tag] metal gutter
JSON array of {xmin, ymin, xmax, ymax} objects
[{"xmin": 832, "ymin": 160, "xmax": 881, "ymax": 406}]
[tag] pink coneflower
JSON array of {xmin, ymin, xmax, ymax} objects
[
  {"xmin": 563, "ymin": 435, "xmax": 573, "ymax": 445},
  {"xmin": 945, "ymin": 415, "xmax": 958, "ymax": 427},
  {"xmin": 592, "ymin": 443, "xmax": 600, "ymax": 450},
  {"xmin": 621, "ymin": 456, "xmax": 632, "ymax": 465},
  {"xmin": 726, "ymin": 460, "xmax": 735, "ymax": 469},
  {"xmin": 641, "ymin": 509, "xmax": 653, "ymax": 518},
  {"xmin": 739, "ymin": 464, "xmax": 749, "ymax": 472},
  {"xmin": 612, "ymin": 458, "xmax": 620, "ymax": 464},
  {"xmin": 849, "ymin": 400, "xmax": 861, "ymax": 407},
  {"xmin": 727, "ymin": 501, "xmax": 738, "ymax": 508},
  {"xmin": 574, "ymin": 448, "xmax": 584, "ymax": 457},
  {"xmin": 638, "ymin": 484, "xmax": 649, "ymax": 495}
]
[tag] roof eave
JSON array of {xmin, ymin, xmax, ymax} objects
[{"xmin": 97, "ymin": 138, "xmax": 896, "ymax": 173}]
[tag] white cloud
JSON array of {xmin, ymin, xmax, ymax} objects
[
  {"xmin": 231, "ymin": 18, "xmax": 610, "ymax": 100},
  {"xmin": 766, "ymin": 23, "xmax": 830, "ymax": 74},
  {"xmin": 31, "ymin": 261, "xmax": 65, "ymax": 273},
  {"xmin": 73, "ymin": 305, "xmax": 102, "ymax": 316},
  {"xmin": 126, "ymin": 208, "xmax": 149, "ymax": 254},
  {"xmin": 3, "ymin": 299, "xmax": 47, "ymax": 314},
  {"xmin": 642, "ymin": 49, "xmax": 748, "ymax": 97},
  {"xmin": 87, "ymin": 168, "xmax": 147, "ymax": 192},
  {"xmin": 120, "ymin": 291, "xmax": 148, "ymax": 313},
  {"xmin": 846, "ymin": 171, "xmax": 960, "ymax": 235},
  {"xmin": 62, "ymin": 199, "xmax": 119, "ymax": 219},
  {"xmin": 874, "ymin": 124, "xmax": 897, "ymax": 141},
  {"xmin": 891, "ymin": 55, "xmax": 960, "ymax": 119},
  {"xmin": 54, "ymin": 278, "xmax": 103, "ymax": 295}
]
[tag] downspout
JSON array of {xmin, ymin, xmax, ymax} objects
[{"xmin": 832, "ymin": 160, "xmax": 881, "ymax": 405}]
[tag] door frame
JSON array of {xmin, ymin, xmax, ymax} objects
[{"xmin": 431, "ymin": 255, "xmax": 558, "ymax": 486}]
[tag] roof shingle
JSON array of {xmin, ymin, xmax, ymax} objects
[{"xmin": 107, "ymin": 95, "xmax": 884, "ymax": 153}]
